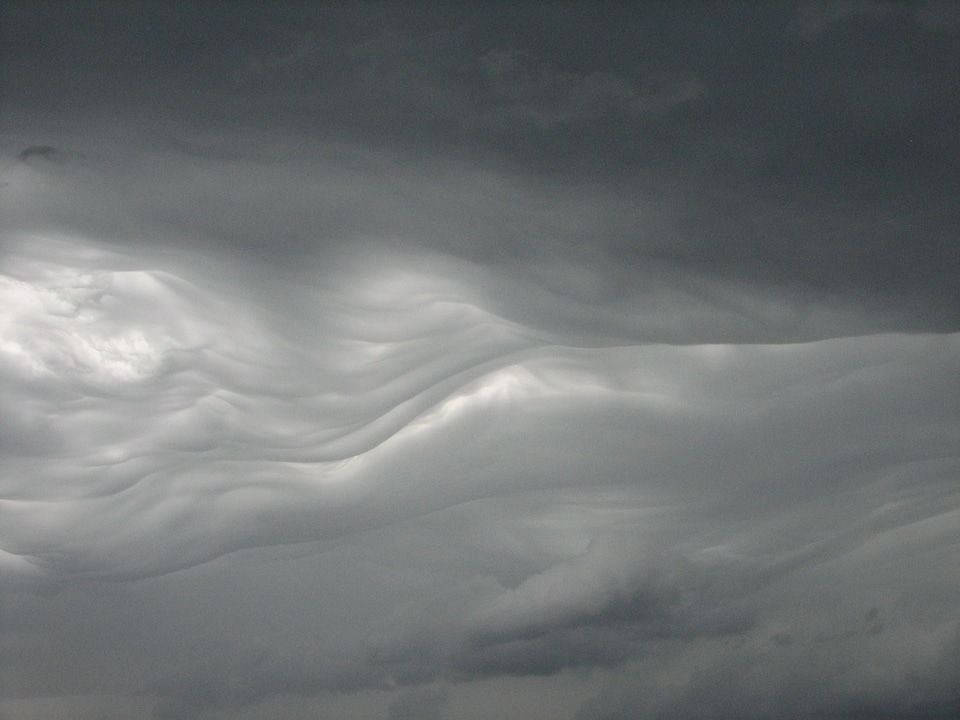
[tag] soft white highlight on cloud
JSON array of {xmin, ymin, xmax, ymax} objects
[{"xmin": 0, "ymin": 265, "xmax": 172, "ymax": 383}]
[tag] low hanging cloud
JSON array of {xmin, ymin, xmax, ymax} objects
[
  {"xmin": 2, "ymin": 128, "xmax": 958, "ymax": 717},
  {"xmin": 2, "ymin": 4, "xmax": 959, "ymax": 720},
  {"xmin": 4, "ymin": 228, "xmax": 956, "ymax": 587}
]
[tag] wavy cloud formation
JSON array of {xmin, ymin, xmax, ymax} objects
[
  {"xmin": 0, "ymin": 237, "xmax": 534, "ymax": 578},
  {"xmin": 3, "ymin": 167, "xmax": 959, "ymax": 718},
  {"xmin": 1, "ymin": 4, "xmax": 959, "ymax": 720},
  {"xmin": 5, "ymin": 234, "xmax": 956, "ymax": 588}
]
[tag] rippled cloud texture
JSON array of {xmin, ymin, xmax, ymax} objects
[{"xmin": 2, "ymin": 3, "xmax": 959, "ymax": 719}]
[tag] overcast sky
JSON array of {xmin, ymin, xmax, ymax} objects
[{"xmin": 1, "ymin": 2, "xmax": 959, "ymax": 719}]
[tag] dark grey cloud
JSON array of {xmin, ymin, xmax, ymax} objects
[
  {"xmin": 388, "ymin": 685, "xmax": 449, "ymax": 720},
  {"xmin": 575, "ymin": 624, "xmax": 960, "ymax": 720},
  {"xmin": 15, "ymin": 145, "xmax": 69, "ymax": 166},
  {"xmin": 467, "ymin": 48, "xmax": 704, "ymax": 132},
  {"xmin": 2, "ymin": 2, "xmax": 958, "ymax": 720}
]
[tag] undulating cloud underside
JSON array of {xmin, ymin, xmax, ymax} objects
[{"xmin": 1, "ymin": 3, "xmax": 958, "ymax": 720}]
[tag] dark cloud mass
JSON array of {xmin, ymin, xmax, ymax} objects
[{"xmin": 1, "ymin": 2, "xmax": 958, "ymax": 719}]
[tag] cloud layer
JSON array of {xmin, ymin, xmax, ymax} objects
[
  {"xmin": 1, "ymin": 3, "xmax": 958, "ymax": 720},
  {"xmin": 2, "ymin": 226, "xmax": 957, "ymax": 718},
  {"xmin": 5, "ymin": 231, "xmax": 955, "ymax": 583}
]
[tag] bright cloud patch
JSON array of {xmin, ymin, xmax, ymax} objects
[
  {"xmin": 2, "ymin": 236, "xmax": 957, "ymax": 599},
  {"xmin": 0, "ymin": 266, "xmax": 168, "ymax": 383}
]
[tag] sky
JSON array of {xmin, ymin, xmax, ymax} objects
[{"xmin": 1, "ymin": 1, "xmax": 959, "ymax": 718}]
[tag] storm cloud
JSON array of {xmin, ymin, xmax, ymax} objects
[{"xmin": 1, "ymin": 3, "xmax": 958, "ymax": 719}]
